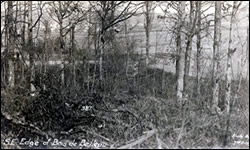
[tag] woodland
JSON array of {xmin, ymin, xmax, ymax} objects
[{"xmin": 1, "ymin": 1, "xmax": 249, "ymax": 149}]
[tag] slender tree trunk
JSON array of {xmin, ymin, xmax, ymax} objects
[
  {"xmin": 176, "ymin": 1, "xmax": 186, "ymax": 100},
  {"xmin": 7, "ymin": 1, "xmax": 15, "ymax": 88},
  {"xmin": 184, "ymin": 1, "xmax": 194, "ymax": 92},
  {"xmin": 59, "ymin": 2, "xmax": 65, "ymax": 87},
  {"xmin": 144, "ymin": 1, "xmax": 151, "ymax": 65},
  {"xmin": 15, "ymin": 2, "xmax": 23, "ymax": 85},
  {"xmin": 87, "ymin": 8, "xmax": 92, "ymax": 90},
  {"xmin": 100, "ymin": 32, "xmax": 104, "ymax": 81},
  {"xmin": 162, "ymin": 58, "xmax": 165, "ymax": 93},
  {"xmin": 28, "ymin": 1, "xmax": 35, "ymax": 96},
  {"xmin": 225, "ymin": 0, "xmax": 236, "ymax": 121},
  {"xmin": 71, "ymin": 25, "xmax": 76, "ymax": 86},
  {"xmin": 91, "ymin": 23, "xmax": 98, "ymax": 93},
  {"xmin": 99, "ymin": 16, "xmax": 105, "ymax": 81},
  {"xmin": 85, "ymin": 8, "xmax": 92, "ymax": 90},
  {"xmin": 43, "ymin": 20, "xmax": 49, "ymax": 90},
  {"xmin": 153, "ymin": 30, "xmax": 157, "ymax": 96},
  {"xmin": 196, "ymin": 1, "xmax": 201, "ymax": 96},
  {"xmin": 21, "ymin": 1, "xmax": 26, "ymax": 82},
  {"xmin": 212, "ymin": 1, "xmax": 222, "ymax": 114},
  {"xmin": 88, "ymin": 8, "xmax": 91, "ymax": 55},
  {"xmin": 2, "ymin": 2, "xmax": 8, "ymax": 87},
  {"xmin": 110, "ymin": 1, "xmax": 115, "ymax": 48},
  {"xmin": 223, "ymin": 1, "xmax": 237, "ymax": 146},
  {"xmin": 22, "ymin": 1, "xmax": 26, "ymax": 45},
  {"xmin": 175, "ymin": 18, "xmax": 180, "ymax": 85},
  {"xmin": 247, "ymin": 27, "xmax": 249, "ymax": 80},
  {"xmin": 125, "ymin": 21, "xmax": 130, "ymax": 77},
  {"xmin": 15, "ymin": 1, "xmax": 18, "ymax": 37}
]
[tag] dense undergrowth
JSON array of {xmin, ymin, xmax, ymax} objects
[{"xmin": 1, "ymin": 54, "xmax": 249, "ymax": 149}]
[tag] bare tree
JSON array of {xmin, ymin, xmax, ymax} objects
[
  {"xmin": 70, "ymin": 24, "xmax": 76, "ymax": 86},
  {"xmin": 247, "ymin": 27, "xmax": 249, "ymax": 80},
  {"xmin": 212, "ymin": 1, "xmax": 222, "ymax": 114},
  {"xmin": 21, "ymin": 1, "xmax": 27, "ymax": 45},
  {"xmin": 27, "ymin": 1, "xmax": 36, "ymax": 96},
  {"xmin": 1, "ymin": 2, "xmax": 8, "ymax": 87},
  {"xmin": 89, "ymin": 1, "xmax": 142, "ymax": 81},
  {"xmin": 223, "ymin": 1, "xmax": 240, "ymax": 146},
  {"xmin": 176, "ymin": 1, "xmax": 186, "ymax": 100},
  {"xmin": 41, "ymin": 19, "xmax": 51, "ymax": 90},
  {"xmin": 48, "ymin": 1, "xmax": 88, "ymax": 87},
  {"xmin": 195, "ymin": 1, "xmax": 201, "ymax": 96},
  {"xmin": 20, "ymin": 1, "xmax": 27, "ymax": 82},
  {"xmin": 225, "ymin": 1, "xmax": 238, "ymax": 120},
  {"xmin": 143, "ymin": 1, "xmax": 155, "ymax": 65},
  {"xmin": 184, "ymin": 1, "xmax": 196, "ymax": 92},
  {"xmin": 7, "ymin": 1, "xmax": 15, "ymax": 88}
]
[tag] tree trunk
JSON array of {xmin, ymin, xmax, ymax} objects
[
  {"xmin": 176, "ymin": 1, "xmax": 186, "ymax": 100},
  {"xmin": 7, "ymin": 1, "xmax": 15, "ymax": 88},
  {"xmin": 88, "ymin": 8, "xmax": 91, "ymax": 55},
  {"xmin": 144, "ymin": 1, "xmax": 151, "ymax": 65},
  {"xmin": 212, "ymin": 1, "xmax": 222, "ymax": 114},
  {"xmin": 28, "ymin": 1, "xmax": 36, "ymax": 96},
  {"xmin": 2, "ymin": 2, "xmax": 8, "ymax": 88},
  {"xmin": 225, "ymin": 0, "xmax": 236, "ymax": 119},
  {"xmin": 22, "ymin": 1, "xmax": 26, "ymax": 44},
  {"xmin": 15, "ymin": 1, "xmax": 19, "ymax": 37},
  {"xmin": 100, "ymin": 32, "xmax": 104, "ymax": 81},
  {"xmin": 86, "ymin": 9, "xmax": 92, "ymax": 90},
  {"xmin": 162, "ymin": 59, "xmax": 165, "ymax": 93},
  {"xmin": 196, "ymin": 1, "xmax": 201, "ymax": 96},
  {"xmin": 21, "ymin": 1, "xmax": 26, "ymax": 82},
  {"xmin": 99, "ymin": 16, "xmax": 105, "ymax": 81},
  {"xmin": 59, "ymin": 2, "xmax": 65, "ymax": 87},
  {"xmin": 43, "ymin": 20, "xmax": 50, "ymax": 90},
  {"xmin": 223, "ymin": 1, "xmax": 237, "ymax": 146},
  {"xmin": 71, "ymin": 25, "xmax": 76, "ymax": 86},
  {"xmin": 184, "ymin": 1, "xmax": 195, "ymax": 92},
  {"xmin": 125, "ymin": 21, "xmax": 130, "ymax": 77},
  {"xmin": 247, "ymin": 27, "xmax": 249, "ymax": 80}
]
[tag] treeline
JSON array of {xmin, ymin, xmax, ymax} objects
[{"xmin": 1, "ymin": 1, "xmax": 249, "ymax": 148}]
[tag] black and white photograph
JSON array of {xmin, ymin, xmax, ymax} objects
[{"xmin": 1, "ymin": 1, "xmax": 249, "ymax": 149}]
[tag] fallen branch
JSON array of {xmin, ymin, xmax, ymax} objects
[
  {"xmin": 88, "ymin": 130, "xmax": 115, "ymax": 144},
  {"xmin": 157, "ymin": 137, "xmax": 169, "ymax": 149},
  {"xmin": 116, "ymin": 129, "xmax": 157, "ymax": 149},
  {"xmin": 1, "ymin": 111, "xmax": 49, "ymax": 139},
  {"xmin": 78, "ymin": 127, "xmax": 115, "ymax": 144}
]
